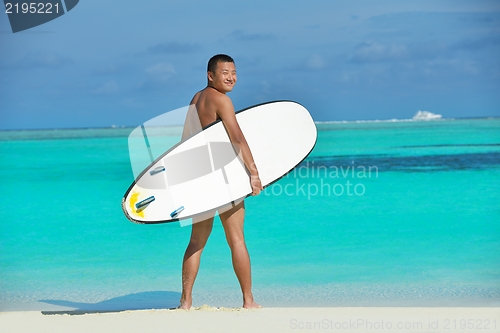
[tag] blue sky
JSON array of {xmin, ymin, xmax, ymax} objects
[{"xmin": 1, "ymin": 0, "xmax": 499, "ymax": 130}]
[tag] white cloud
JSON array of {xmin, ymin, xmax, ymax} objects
[
  {"xmin": 121, "ymin": 98, "xmax": 142, "ymax": 108},
  {"xmin": 16, "ymin": 51, "xmax": 72, "ymax": 69},
  {"xmin": 146, "ymin": 63, "xmax": 176, "ymax": 81},
  {"xmin": 306, "ymin": 54, "xmax": 327, "ymax": 70},
  {"xmin": 93, "ymin": 80, "xmax": 119, "ymax": 94},
  {"xmin": 352, "ymin": 41, "xmax": 409, "ymax": 62}
]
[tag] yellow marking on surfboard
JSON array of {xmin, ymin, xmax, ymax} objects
[{"xmin": 129, "ymin": 192, "xmax": 144, "ymax": 218}]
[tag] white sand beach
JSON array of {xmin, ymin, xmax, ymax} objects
[{"xmin": 1, "ymin": 307, "xmax": 499, "ymax": 333}]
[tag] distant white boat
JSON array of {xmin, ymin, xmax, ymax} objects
[{"xmin": 412, "ymin": 110, "xmax": 442, "ymax": 120}]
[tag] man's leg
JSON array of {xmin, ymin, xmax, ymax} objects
[
  {"xmin": 219, "ymin": 201, "xmax": 260, "ymax": 308},
  {"xmin": 179, "ymin": 216, "xmax": 214, "ymax": 309}
]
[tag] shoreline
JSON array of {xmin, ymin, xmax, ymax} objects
[
  {"xmin": 3, "ymin": 295, "xmax": 499, "ymax": 313},
  {"xmin": 2, "ymin": 284, "xmax": 499, "ymax": 312},
  {"xmin": 1, "ymin": 307, "xmax": 499, "ymax": 333}
]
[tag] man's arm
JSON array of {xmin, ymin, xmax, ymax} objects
[{"xmin": 215, "ymin": 95, "xmax": 263, "ymax": 195}]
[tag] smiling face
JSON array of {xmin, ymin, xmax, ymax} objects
[{"xmin": 207, "ymin": 61, "xmax": 237, "ymax": 93}]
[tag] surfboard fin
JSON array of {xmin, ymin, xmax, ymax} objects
[
  {"xmin": 170, "ymin": 206, "xmax": 185, "ymax": 219},
  {"xmin": 135, "ymin": 196, "xmax": 155, "ymax": 210},
  {"xmin": 150, "ymin": 166, "xmax": 165, "ymax": 175}
]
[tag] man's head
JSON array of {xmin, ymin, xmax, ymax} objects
[
  {"xmin": 207, "ymin": 54, "xmax": 236, "ymax": 93},
  {"xmin": 207, "ymin": 54, "xmax": 234, "ymax": 73}
]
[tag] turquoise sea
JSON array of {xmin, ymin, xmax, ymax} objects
[{"xmin": 1, "ymin": 118, "xmax": 499, "ymax": 311}]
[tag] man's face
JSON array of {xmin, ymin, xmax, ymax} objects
[{"xmin": 208, "ymin": 61, "xmax": 237, "ymax": 93}]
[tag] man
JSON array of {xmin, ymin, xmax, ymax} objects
[{"xmin": 179, "ymin": 54, "xmax": 262, "ymax": 309}]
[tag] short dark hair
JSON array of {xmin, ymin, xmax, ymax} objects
[{"xmin": 207, "ymin": 54, "xmax": 234, "ymax": 73}]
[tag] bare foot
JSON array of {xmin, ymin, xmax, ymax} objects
[
  {"xmin": 178, "ymin": 298, "xmax": 192, "ymax": 310},
  {"xmin": 243, "ymin": 300, "xmax": 262, "ymax": 309}
]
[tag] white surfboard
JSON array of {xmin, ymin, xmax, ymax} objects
[{"xmin": 122, "ymin": 101, "xmax": 317, "ymax": 224}]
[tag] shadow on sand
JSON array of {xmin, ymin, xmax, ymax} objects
[{"xmin": 40, "ymin": 291, "xmax": 181, "ymax": 315}]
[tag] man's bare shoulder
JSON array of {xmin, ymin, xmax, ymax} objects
[
  {"xmin": 197, "ymin": 87, "xmax": 233, "ymax": 112},
  {"xmin": 205, "ymin": 87, "xmax": 232, "ymax": 103},
  {"xmin": 190, "ymin": 90, "xmax": 202, "ymax": 105}
]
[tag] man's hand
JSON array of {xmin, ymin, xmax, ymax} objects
[{"xmin": 251, "ymin": 175, "xmax": 263, "ymax": 196}]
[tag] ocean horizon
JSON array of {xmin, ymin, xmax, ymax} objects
[{"xmin": 2, "ymin": 114, "xmax": 500, "ymax": 133}]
